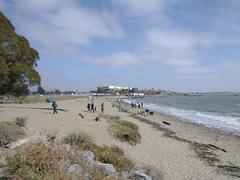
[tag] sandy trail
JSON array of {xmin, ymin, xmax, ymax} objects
[{"xmin": 0, "ymin": 97, "xmax": 239, "ymax": 180}]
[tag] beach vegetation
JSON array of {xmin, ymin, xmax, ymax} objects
[
  {"xmin": 108, "ymin": 120, "xmax": 141, "ymax": 145},
  {"xmin": 0, "ymin": 121, "xmax": 25, "ymax": 147},
  {"xmin": 7, "ymin": 141, "xmax": 69, "ymax": 179},
  {"xmin": 99, "ymin": 114, "xmax": 120, "ymax": 120},
  {"xmin": 15, "ymin": 117, "xmax": 27, "ymax": 127},
  {"xmin": 84, "ymin": 143, "xmax": 134, "ymax": 171},
  {"xmin": 64, "ymin": 131, "xmax": 92, "ymax": 148},
  {"xmin": 0, "ymin": 95, "xmax": 83, "ymax": 104}
]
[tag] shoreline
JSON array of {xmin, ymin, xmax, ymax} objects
[{"xmin": 119, "ymin": 97, "xmax": 240, "ymax": 138}]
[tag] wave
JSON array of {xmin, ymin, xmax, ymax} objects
[{"xmin": 124, "ymin": 99, "xmax": 240, "ymax": 135}]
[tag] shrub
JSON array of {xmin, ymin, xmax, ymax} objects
[
  {"xmin": 109, "ymin": 120, "xmax": 141, "ymax": 145},
  {"xmin": 64, "ymin": 132, "xmax": 91, "ymax": 148},
  {"xmin": 117, "ymin": 120, "xmax": 138, "ymax": 131},
  {"xmin": 84, "ymin": 144, "xmax": 134, "ymax": 171},
  {"xmin": 15, "ymin": 117, "xmax": 27, "ymax": 127},
  {"xmin": 0, "ymin": 121, "xmax": 25, "ymax": 147},
  {"xmin": 99, "ymin": 114, "xmax": 120, "ymax": 120},
  {"xmin": 7, "ymin": 142, "xmax": 69, "ymax": 179}
]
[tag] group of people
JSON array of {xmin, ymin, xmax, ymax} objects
[
  {"xmin": 131, "ymin": 102, "xmax": 143, "ymax": 108},
  {"xmin": 87, "ymin": 102, "xmax": 104, "ymax": 113},
  {"xmin": 47, "ymin": 98, "xmax": 105, "ymax": 114},
  {"xmin": 87, "ymin": 102, "xmax": 96, "ymax": 112}
]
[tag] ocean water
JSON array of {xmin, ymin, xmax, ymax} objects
[{"xmin": 126, "ymin": 93, "xmax": 240, "ymax": 136}]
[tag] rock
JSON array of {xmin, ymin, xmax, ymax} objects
[
  {"xmin": 120, "ymin": 171, "xmax": 129, "ymax": 180},
  {"xmin": 67, "ymin": 164, "xmax": 82, "ymax": 177},
  {"xmin": 85, "ymin": 173, "xmax": 93, "ymax": 180},
  {"xmin": 129, "ymin": 171, "xmax": 152, "ymax": 180},
  {"xmin": 8, "ymin": 137, "xmax": 31, "ymax": 149},
  {"xmin": 83, "ymin": 151, "xmax": 95, "ymax": 167},
  {"xmin": 95, "ymin": 162, "xmax": 116, "ymax": 176}
]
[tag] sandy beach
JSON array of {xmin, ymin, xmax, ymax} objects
[{"xmin": 0, "ymin": 97, "xmax": 239, "ymax": 180}]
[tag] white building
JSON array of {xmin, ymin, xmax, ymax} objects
[
  {"xmin": 108, "ymin": 86, "xmax": 132, "ymax": 90},
  {"xmin": 98, "ymin": 85, "xmax": 133, "ymax": 91}
]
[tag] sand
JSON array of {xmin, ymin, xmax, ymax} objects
[{"xmin": 0, "ymin": 97, "xmax": 240, "ymax": 180}]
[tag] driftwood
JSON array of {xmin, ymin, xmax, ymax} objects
[{"xmin": 163, "ymin": 121, "xmax": 171, "ymax": 125}]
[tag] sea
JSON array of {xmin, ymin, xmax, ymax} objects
[{"xmin": 125, "ymin": 93, "xmax": 240, "ymax": 136}]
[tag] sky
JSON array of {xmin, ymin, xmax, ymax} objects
[{"xmin": 1, "ymin": 0, "xmax": 240, "ymax": 92}]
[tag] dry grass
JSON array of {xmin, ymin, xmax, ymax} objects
[
  {"xmin": 108, "ymin": 120, "xmax": 141, "ymax": 145},
  {"xmin": 0, "ymin": 95, "xmax": 83, "ymax": 104},
  {"xmin": 7, "ymin": 142, "xmax": 69, "ymax": 179},
  {"xmin": 0, "ymin": 121, "xmax": 25, "ymax": 147},
  {"xmin": 84, "ymin": 143, "xmax": 134, "ymax": 171}
]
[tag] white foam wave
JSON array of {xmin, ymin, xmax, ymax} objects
[{"xmin": 124, "ymin": 99, "xmax": 240, "ymax": 135}]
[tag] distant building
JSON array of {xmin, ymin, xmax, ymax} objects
[
  {"xmin": 126, "ymin": 92, "xmax": 145, "ymax": 96},
  {"xmin": 97, "ymin": 85, "xmax": 133, "ymax": 92}
]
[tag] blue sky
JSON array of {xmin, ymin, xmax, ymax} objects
[{"xmin": 1, "ymin": 0, "xmax": 240, "ymax": 92}]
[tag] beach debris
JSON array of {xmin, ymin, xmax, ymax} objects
[
  {"xmin": 95, "ymin": 162, "xmax": 116, "ymax": 176},
  {"xmin": 78, "ymin": 113, "xmax": 84, "ymax": 118},
  {"xmin": 163, "ymin": 121, "xmax": 171, "ymax": 125},
  {"xmin": 208, "ymin": 144, "xmax": 227, "ymax": 153},
  {"xmin": 138, "ymin": 111, "xmax": 147, "ymax": 116},
  {"xmin": 217, "ymin": 165, "xmax": 240, "ymax": 178},
  {"xmin": 95, "ymin": 116, "xmax": 100, "ymax": 121}
]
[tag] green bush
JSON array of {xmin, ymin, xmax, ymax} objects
[
  {"xmin": 109, "ymin": 120, "xmax": 141, "ymax": 145},
  {"xmin": 117, "ymin": 120, "xmax": 138, "ymax": 131},
  {"xmin": 0, "ymin": 121, "xmax": 25, "ymax": 147},
  {"xmin": 15, "ymin": 117, "xmax": 27, "ymax": 127},
  {"xmin": 64, "ymin": 132, "xmax": 91, "ymax": 148}
]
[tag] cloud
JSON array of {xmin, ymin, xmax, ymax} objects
[
  {"xmin": 86, "ymin": 52, "xmax": 140, "ymax": 68},
  {"xmin": 113, "ymin": 0, "xmax": 165, "ymax": 15},
  {"xmin": 2, "ymin": 0, "xmax": 125, "ymax": 58}
]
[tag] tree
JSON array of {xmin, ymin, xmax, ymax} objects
[
  {"xmin": 54, "ymin": 89, "xmax": 61, "ymax": 95},
  {"xmin": 37, "ymin": 86, "xmax": 45, "ymax": 95},
  {"xmin": 0, "ymin": 11, "xmax": 41, "ymax": 96}
]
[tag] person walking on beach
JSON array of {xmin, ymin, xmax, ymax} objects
[
  {"xmin": 101, "ymin": 102, "xmax": 104, "ymax": 113},
  {"xmin": 91, "ymin": 102, "xmax": 95, "ymax": 112},
  {"xmin": 131, "ymin": 102, "xmax": 134, "ymax": 108},
  {"xmin": 87, "ymin": 103, "xmax": 91, "ymax": 112},
  {"xmin": 52, "ymin": 101, "xmax": 58, "ymax": 114}
]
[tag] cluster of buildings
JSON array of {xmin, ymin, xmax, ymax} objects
[{"xmin": 96, "ymin": 85, "xmax": 144, "ymax": 96}]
